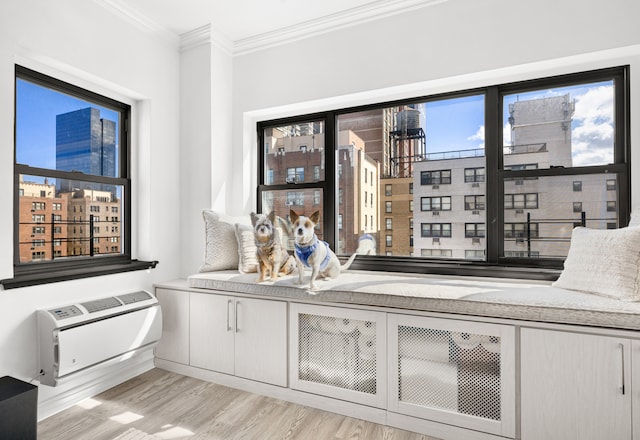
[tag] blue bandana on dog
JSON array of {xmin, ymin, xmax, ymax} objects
[{"xmin": 295, "ymin": 237, "xmax": 331, "ymax": 270}]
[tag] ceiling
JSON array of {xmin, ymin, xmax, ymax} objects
[{"xmin": 95, "ymin": 0, "xmax": 446, "ymax": 53}]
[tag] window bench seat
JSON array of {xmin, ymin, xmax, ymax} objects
[
  {"xmin": 155, "ymin": 271, "xmax": 640, "ymax": 439},
  {"xmin": 187, "ymin": 270, "xmax": 640, "ymax": 331}
]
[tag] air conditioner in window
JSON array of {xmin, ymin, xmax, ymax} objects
[
  {"xmin": 472, "ymin": 183, "xmax": 480, "ymax": 188},
  {"xmin": 516, "ymin": 209, "xmax": 524, "ymax": 214},
  {"xmin": 432, "ymin": 238, "xmax": 440, "ymax": 244},
  {"xmin": 432, "ymin": 211, "xmax": 440, "ymax": 216},
  {"xmin": 472, "ymin": 238, "xmax": 481, "ymax": 244},
  {"xmin": 515, "ymin": 180, "xmax": 524, "ymax": 185},
  {"xmin": 432, "ymin": 185, "xmax": 439, "ymax": 190},
  {"xmin": 472, "ymin": 210, "xmax": 480, "ymax": 215}
]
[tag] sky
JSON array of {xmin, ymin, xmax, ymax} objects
[
  {"xmin": 412, "ymin": 80, "xmax": 614, "ymax": 167},
  {"xmin": 15, "ymin": 79, "xmax": 120, "ymax": 182}
]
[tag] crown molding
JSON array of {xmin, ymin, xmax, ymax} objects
[
  {"xmin": 94, "ymin": 0, "xmax": 449, "ymax": 56},
  {"xmin": 233, "ymin": 0, "xmax": 450, "ymax": 56},
  {"xmin": 92, "ymin": 0, "xmax": 178, "ymax": 47},
  {"xmin": 180, "ymin": 24, "xmax": 234, "ymax": 56}
]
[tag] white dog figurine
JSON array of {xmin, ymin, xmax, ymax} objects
[{"xmin": 290, "ymin": 209, "xmax": 357, "ymax": 291}]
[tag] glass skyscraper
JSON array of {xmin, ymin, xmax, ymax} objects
[{"xmin": 55, "ymin": 107, "xmax": 117, "ymax": 194}]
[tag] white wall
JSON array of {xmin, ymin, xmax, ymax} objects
[
  {"xmin": 0, "ymin": 0, "xmax": 181, "ymax": 417},
  {"xmin": 179, "ymin": 30, "xmax": 234, "ymax": 275},
  {"xmin": 227, "ymin": 0, "xmax": 640, "ymax": 216}
]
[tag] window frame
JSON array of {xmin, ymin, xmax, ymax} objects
[
  {"xmin": 420, "ymin": 223, "xmax": 452, "ymax": 238},
  {"xmin": 256, "ymin": 66, "xmax": 630, "ymax": 281},
  {"xmin": 420, "ymin": 196, "xmax": 452, "ymax": 212},
  {"xmin": 3, "ymin": 65, "xmax": 155, "ymax": 289}
]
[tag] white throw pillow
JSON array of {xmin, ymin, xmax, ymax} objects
[
  {"xmin": 552, "ymin": 226, "xmax": 640, "ymax": 301},
  {"xmin": 235, "ymin": 223, "xmax": 258, "ymax": 273},
  {"xmin": 199, "ymin": 210, "xmax": 250, "ymax": 272}
]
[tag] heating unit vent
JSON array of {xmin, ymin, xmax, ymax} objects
[
  {"xmin": 81, "ymin": 297, "xmax": 122, "ymax": 313},
  {"xmin": 38, "ymin": 290, "xmax": 162, "ymax": 386},
  {"xmin": 117, "ymin": 290, "xmax": 153, "ymax": 305}
]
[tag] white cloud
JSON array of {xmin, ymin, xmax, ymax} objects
[
  {"xmin": 571, "ymin": 86, "xmax": 614, "ymax": 166},
  {"xmin": 467, "ymin": 125, "xmax": 485, "ymax": 148},
  {"xmin": 503, "ymin": 122, "xmax": 512, "ymax": 145}
]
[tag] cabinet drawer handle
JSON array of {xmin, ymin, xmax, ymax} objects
[
  {"xmin": 227, "ymin": 299, "xmax": 233, "ymax": 332},
  {"xmin": 235, "ymin": 300, "xmax": 239, "ymax": 333},
  {"xmin": 619, "ymin": 343, "xmax": 625, "ymax": 395}
]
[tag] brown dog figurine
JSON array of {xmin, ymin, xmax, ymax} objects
[{"xmin": 251, "ymin": 211, "xmax": 295, "ymax": 282}]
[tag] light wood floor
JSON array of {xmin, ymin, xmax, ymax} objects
[{"xmin": 38, "ymin": 368, "xmax": 441, "ymax": 440}]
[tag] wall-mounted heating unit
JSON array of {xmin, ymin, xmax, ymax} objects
[{"xmin": 37, "ymin": 290, "xmax": 162, "ymax": 387}]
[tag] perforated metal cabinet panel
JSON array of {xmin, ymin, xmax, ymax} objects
[
  {"xmin": 290, "ymin": 303, "xmax": 387, "ymax": 409},
  {"xmin": 388, "ymin": 314, "xmax": 516, "ymax": 438}
]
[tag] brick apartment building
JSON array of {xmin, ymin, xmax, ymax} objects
[
  {"xmin": 18, "ymin": 179, "xmax": 122, "ymax": 263},
  {"xmin": 18, "ymin": 178, "xmax": 68, "ymax": 262}
]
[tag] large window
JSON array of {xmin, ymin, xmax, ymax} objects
[
  {"xmin": 257, "ymin": 67, "xmax": 629, "ymax": 278},
  {"xmin": 5, "ymin": 66, "xmax": 153, "ymax": 288}
]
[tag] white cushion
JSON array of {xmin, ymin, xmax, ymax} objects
[
  {"xmin": 199, "ymin": 210, "xmax": 250, "ymax": 272},
  {"xmin": 629, "ymin": 210, "xmax": 640, "ymax": 227},
  {"xmin": 552, "ymin": 226, "xmax": 640, "ymax": 301},
  {"xmin": 235, "ymin": 223, "xmax": 258, "ymax": 273}
]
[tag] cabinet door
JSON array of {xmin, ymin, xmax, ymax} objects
[
  {"xmin": 234, "ymin": 297, "xmax": 287, "ymax": 386},
  {"xmin": 189, "ymin": 292, "xmax": 235, "ymax": 375},
  {"xmin": 290, "ymin": 303, "xmax": 387, "ymax": 408},
  {"xmin": 633, "ymin": 340, "xmax": 640, "ymax": 440},
  {"xmin": 154, "ymin": 288, "xmax": 189, "ymax": 364},
  {"xmin": 521, "ymin": 328, "xmax": 631, "ymax": 440},
  {"xmin": 388, "ymin": 314, "xmax": 516, "ymax": 438}
]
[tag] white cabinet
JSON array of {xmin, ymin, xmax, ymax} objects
[
  {"xmin": 633, "ymin": 340, "xmax": 640, "ymax": 440},
  {"xmin": 190, "ymin": 293, "xmax": 234, "ymax": 374},
  {"xmin": 521, "ymin": 328, "xmax": 631, "ymax": 440},
  {"xmin": 387, "ymin": 314, "xmax": 516, "ymax": 438},
  {"xmin": 154, "ymin": 287, "xmax": 190, "ymax": 365},
  {"xmin": 190, "ymin": 292, "xmax": 288, "ymax": 387},
  {"xmin": 290, "ymin": 303, "xmax": 387, "ymax": 408}
]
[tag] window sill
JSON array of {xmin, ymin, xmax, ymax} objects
[
  {"xmin": 348, "ymin": 256, "xmax": 561, "ymax": 282},
  {"xmin": 0, "ymin": 259, "xmax": 158, "ymax": 289}
]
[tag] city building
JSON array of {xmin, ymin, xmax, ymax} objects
[
  {"xmin": 60, "ymin": 189, "xmax": 122, "ymax": 257},
  {"xmin": 56, "ymin": 107, "xmax": 117, "ymax": 193},
  {"xmin": 18, "ymin": 179, "xmax": 122, "ymax": 262},
  {"xmin": 413, "ymin": 94, "xmax": 618, "ymax": 260},
  {"xmin": 18, "ymin": 177, "xmax": 68, "ymax": 262},
  {"xmin": 337, "ymin": 131, "xmax": 379, "ymax": 254},
  {"xmin": 263, "ymin": 125, "xmax": 379, "ymax": 254},
  {"xmin": 379, "ymin": 176, "xmax": 413, "ymax": 256}
]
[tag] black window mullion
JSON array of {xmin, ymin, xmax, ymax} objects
[
  {"xmin": 15, "ymin": 165, "xmax": 129, "ymax": 186},
  {"xmin": 324, "ymin": 112, "xmax": 336, "ymax": 250},
  {"xmin": 616, "ymin": 67, "xmax": 631, "ymax": 226},
  {"xmin": 485, "ymin": 86, "xmax": 501, "ymax": 264}
]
